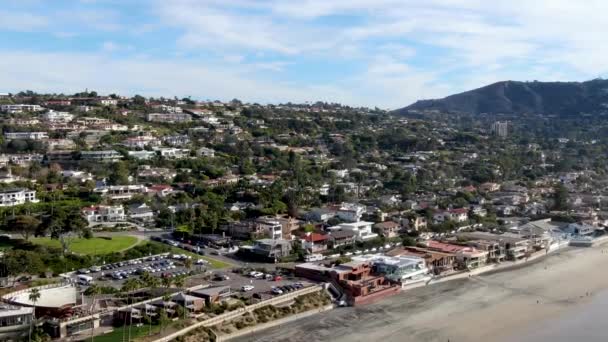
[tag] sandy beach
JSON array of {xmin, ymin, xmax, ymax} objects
[{"xmin": 233, "ymin": 245, "xmax": 608, "ymax": 342}]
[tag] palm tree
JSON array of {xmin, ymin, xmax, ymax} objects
[
  {"xmin": 84, "ymin": 284, "xmax": 101, "ymax": 342},
  {"xmin": 28, "ymin": 288, "xmax": 40, "ymax": 342},
  {"xmin": 183, "ymin": 258, "xmax": 193, "ymax": 272},
  {"xmin": 161, "ymin": 276, "xmax": 173, "ymax": 289},
  {"xmin": 121, "ymin": 278, "xmax": 141, "ymax": 342},
  {"xmin": 173, "ymin": 275, "xmax": 185, "ymax": 289}
]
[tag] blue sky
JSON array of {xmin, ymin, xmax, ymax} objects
[{"xmin": 0, "ymin": 0, "xmax": 606, "ymax": 108}]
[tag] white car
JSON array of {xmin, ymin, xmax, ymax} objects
[
  {"xmin": 241, "ymin": 285, "xmax": 255, "ymax": 291},
  {"xmin": 195, "ymin": 259, "xmax": 208, "ymax": 265}
]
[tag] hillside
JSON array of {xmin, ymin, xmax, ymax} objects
[{"xmin": 396, "ymin": 79, "xmax": 608, "ymax": 116}]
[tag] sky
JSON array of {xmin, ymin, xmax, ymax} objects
[{"xmin": 0, "ymin": 0, "xmax": 607, "ymax": 109}]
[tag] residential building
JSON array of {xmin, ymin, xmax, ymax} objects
[
  {"xmin": 163, "ymin": 135, "xmax": 190, "ymax": 147},
  {"xmin": 137, "ymin": 166, "xmax": 176, "ymax": 180},
  {"xmin": 128, "ymin": 203, "xmax": 155, "ymax": 223},
  {"xmin": 4, "ymin": 132, "xmax": 49, "ymax": 140},
  {"xmin": 45, "ymin": 139, "xmax": 76, "ymax": 150},
  {"xmin": 336, "ymin": 202, "xmax": 365, "ymax": 222},
  {"xmin": 373, "ymin": 221, "xmax": 401, "ymax": 238},
  {"xmin": 93, "ymin": 185, "xmax": 148, "ymax": 200},
  {"xmin": 388, "ymin": 247, "xmax": 456, "ymax": 275},
  {"xmin": 42, "ymin": 110, "xmax": 74, "ymax": 122},
  {"xmin": 257, "ymin": 215, "xmax": 299, "ymax": 239},
  {"xmin": 295, "ymin": 260, "xmax": 400, "ymax": 305},
  {"xmin": 82, "ymin": 205, "xmax": 126, "ymax": 224},
  {"xmin": 0, "ymin": 104, "xmax": 44, "ymax": 113},
  {"xmin": 8, "ymin": 154, "xmax": 44, "ymax": 165},
  {"xmin": 491, "ymin": 121, "xmax": 509, "ymax": 137},
  {"xmin": 153, "ymin": 147, "xmax": 190, "ymax": 159},
  {"xmin": 0, "ymin": 188, "xmax": 38, "ymax": 206},
  {"xmin": 151, "ymin": 104, "xmax": 183, "ymax": 113},
  {"xmin": 146, "ymin": 113, "xmax": 192, "ymax": 123},
  {"xmin": 329, "ymin": 221, "xmax": 378, "ymax": 241},
  {"xmin": 301, "ymin": 232, "xmax": 330, "ymax": 254},
  {"xmin": 328, "ymin": 229, "xmax": 357, "ymax": 248},
  {"xmin": 80, "ymin": 150, "xmax": 122, "ymax": 162},
  {"xmin": 456, "ymin": 232, "xmax": 530, "ymax": 260},
  {"xmin": 423, "ymin": 240, "xmax": 488, "ymax": 269},
  {"xmin": 122, "ymin": 136, "xmax": 161, "ymax": 149},
  {"xmin": 61, "ymin": 170, "xmax": 93, "ymax": 183},
  {"xmin": 0, "ymin": 305, "xmax": 34, "ymax": 340},
  {"xmin": 355, "ymin": 254, "xmax": 430, "ymax": 287},
  {"xmin": 238, "ymin": 238, "xmax": 292, "ymax": 261},
  {"xmin": 197, "ymin": 147, "xmax": 215, "ymax": 157},
  {"xmin": 305, "ymin": 208, "xmax": 336, "ymax": 222},
  {"xmin": 127, "ymin": 150, "xmax": 157, "ymax": 160}
]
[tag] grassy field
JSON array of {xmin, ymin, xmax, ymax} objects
[
  {"xmin": 148, "ymin": 241, "xmax": 232, "ymax": 269},
  {"xmin": 95, "ymin": 323, "xmax": 161, "ymax": 342},
  {"xmin": 31, "ymin": 236, "xmax": 140, "ymax": 255}
]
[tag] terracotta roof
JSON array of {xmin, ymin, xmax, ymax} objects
[{"xmin": 303, "ymin": 233, "xmax": 329, "ymax": 242}]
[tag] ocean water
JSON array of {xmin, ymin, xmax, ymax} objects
[{"xmin": 511, "ymin": 290, "xmax": 608, "ymax": 342}]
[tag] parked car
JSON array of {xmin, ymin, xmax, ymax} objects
[
  {"xmin": 241, "ymin": 285, "xmax": 255, "ymax": 292},
  {"xmin": 271, "ymin": 287, "xmax": 283, "ymax": 295}
]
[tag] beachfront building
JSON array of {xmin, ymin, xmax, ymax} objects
[
  {"xmin": 457, "ymin": 232, "xmax": 531, "ymax": 260},
  {"xmin": 388, "ymin": 247, "xmax": 456, "ymax": 275},
  {"xmin": 295, "ymin": 260, "xmax": 401, "ymax": 305},
  {"xmin": 424, "ymin": 241, "xmax": 489, "ymax": 269},
  {"xmin": 354, "ymin": 254, "xmax": 431, "ymax": 287}
]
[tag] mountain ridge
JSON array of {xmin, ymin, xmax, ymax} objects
[{"xmin": 395, "ymin": 79, "xmax": 608, "ymax": 116}]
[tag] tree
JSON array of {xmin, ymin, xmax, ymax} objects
[
  {"xmin": 158, "ymin": 309, "xmax": 170, "ymax": 333},
  {"xmin": 86, "ymin": 284, "xmax": 101, "ymax": 342},
  {"xmin": 183, "ymin": 258, "xmax": 193, "ymax": 271},
  {"xmin": 108, "ymin": 161, "xmax": 130, "ymax": 185},
  {"xmin": 553, "ymin": 183, "xmax": 570, "ymax": 211},
  {"xmin": 6, "ymin": 215, "xmax": 40, "ymax": 241},
  {"xmin": 161, "ymin": 277, "xmax": 173, "ymax": 289},
  {"xmin": 173, "ymin": 275, "xmax": 185, "ymax": 288},
  {"xmin": 28, "ymin": 288, "xmax": 41, "ymax": 342}
]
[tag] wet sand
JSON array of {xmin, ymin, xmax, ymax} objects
[{"xmin": 233, "ymin": 246, "xmax": 608, "ymax": 342}]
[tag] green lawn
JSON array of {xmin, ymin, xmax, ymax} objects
[
  {"xmin": 148, "ymin": 241, "xmax": 232, "ymax": 269},
  {"xmin": 95, "ymin": 323, "xmax": 161, "ymax": 342},
  {"xmin": 31, "ymin": 236, "xmax": 140, "ymax": 255}
]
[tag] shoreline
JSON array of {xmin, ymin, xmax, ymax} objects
[{"xmin": 232, "ymin": 244, "xmax": 608, "ymax": 342}]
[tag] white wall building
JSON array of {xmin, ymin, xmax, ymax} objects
[
  {"xmin": 337, "ymin": 203, "xmax": 365, "ymax": 222},
  {"xmin": 4, "ymin": 132, "xmax": 49, "ymax": 140},
  {"xmin": 0, "ymin": 189, "xmax": 38, "ymax": 206},
  {"xmin": 42, "ymin": 110, "xmax": 74, "ymax": 123},
  {"xmin": 0, "ymin": 104, "xmax": 44, "ymax": 114},
  {"xmin": 329, "ymin": 221, "xmax": 377, "ymax": 241},
  {"xmin": 82, "ymin": 205, "xmax": 126, "ymax": 224}
]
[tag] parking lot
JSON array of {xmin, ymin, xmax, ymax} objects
[
  {"xmin": 198, "ymin": 268, "xmax": 316, "ymax": 298},
  {"xmin": 71, "ymin": 253, "xmax": 211, "ymax": 288}
]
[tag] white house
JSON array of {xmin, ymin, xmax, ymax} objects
[
  {"xmin": 4, "ymin": 132, "xmax": 49, "ymax": 140},
  {"xmin": 336, "ymin": 203, "xmax": 365, "ymax": 222},
  {"xmin": 42, "ymin": 110, "xmax": 74, "ymax": 123},
  {"xmin": 197, "ymin": 147, "xmax": 215, "ymax": 158},
  {"xmin": 93, "ymin": 185, "xmax": 148, "ymax": 200},
  {"xmin": 153, "ymin": 147, "xmax": 190, "ymax": 159},
  {"xmin": 0, "ymin": 188, "xmax": 38, "ymax": 206},
  {"xmin": 82, "ymin": 205, "xmax": 126, "ymax": 224},
  {"xmin": 61, "ymin": 170, "xmax": 93, "ymax": 182},
  {"xmin": 0, "ymin": 104, "xmax": 44, "ymax": 114},
  {"xmin": 330, "ymin": 221, "xmax": 377, "ymax": 241}
]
